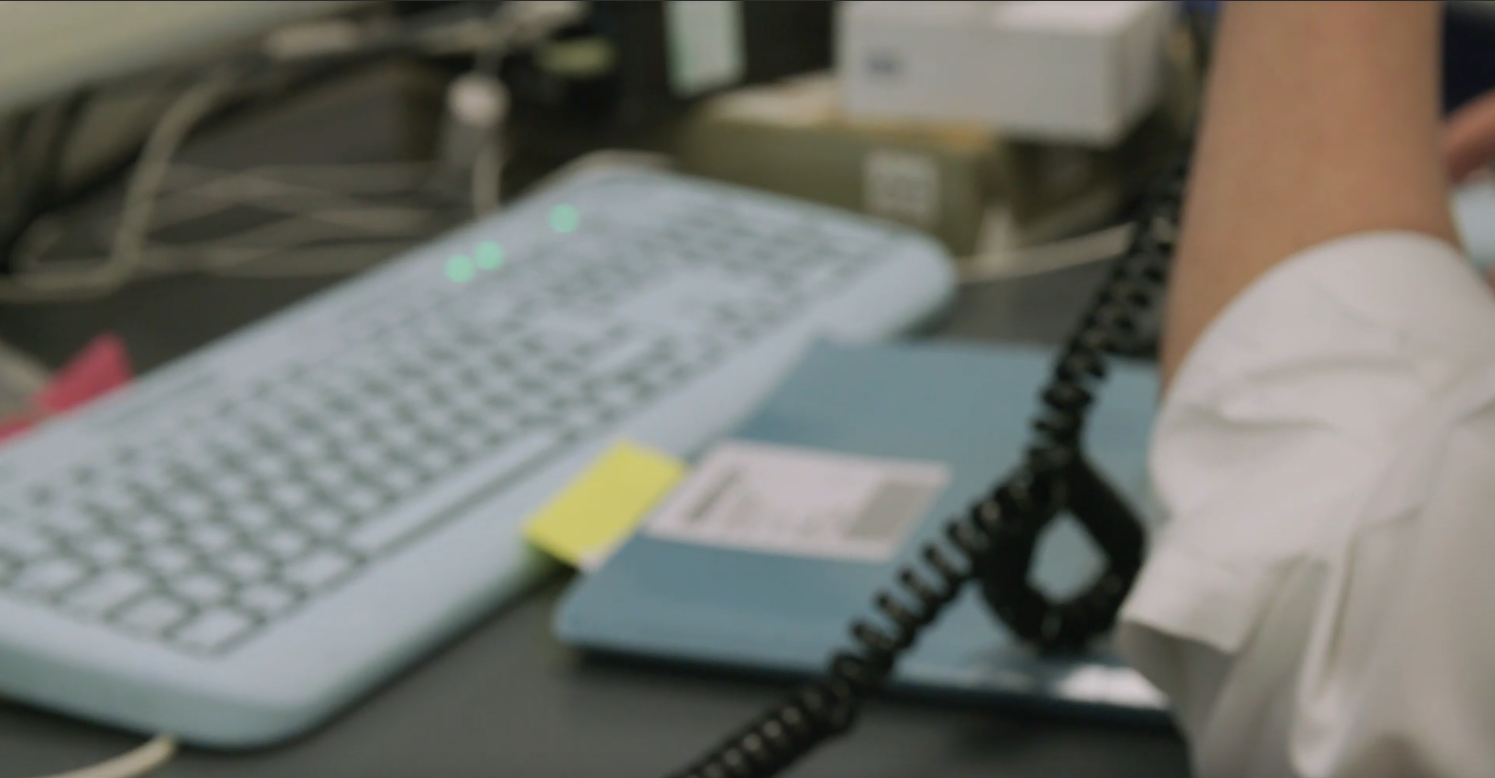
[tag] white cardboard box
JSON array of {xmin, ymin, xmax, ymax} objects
[{"xmin": 839, "ymin": 1, "xmax": 1173, "ymax": 146}]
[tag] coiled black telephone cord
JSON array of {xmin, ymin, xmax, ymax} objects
[{"xmin": 667, "ymin": 152, "xmax": 1190, "ymax": 778}]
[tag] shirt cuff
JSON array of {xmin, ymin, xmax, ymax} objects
[{"xmin": 1124, "ymin": 231, "xmax": 1490, "ymax": 656}]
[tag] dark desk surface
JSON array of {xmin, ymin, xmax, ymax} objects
[{"xmin": 0, "ymin": 64, "xmax": 1189, "ymax": 778}]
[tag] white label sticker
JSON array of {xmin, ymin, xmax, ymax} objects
[
  {"xmin": 647, "ymin": 441, "xmax": 950, "ymax": 561},
  {"xmin": 665, "ymin": 1, "xmax": 745, "ymax": 97},
  {"xmin": 863, "ymin": 148, "xmax": 941, "ymax": 227}
]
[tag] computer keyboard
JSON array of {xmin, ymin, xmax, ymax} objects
[{"xmin": 0, "ymin": 168, "xmax": 954, "ymax": 745}]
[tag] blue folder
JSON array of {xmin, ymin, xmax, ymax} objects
[{"xmin": 555, "ymin": 340, "xmax": 1169, "ymax": 719}]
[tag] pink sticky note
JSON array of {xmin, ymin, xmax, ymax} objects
[
  {"xmin": 0, "ymin": 334, "xmax": 135, "ymax": 445},
  {"xmin": 35, "ymin": 334, "xmax": 133, "ymax": 413},
  {"xmin": 0, "ymin": 417, "xmax": 35, "ymax": 443}
]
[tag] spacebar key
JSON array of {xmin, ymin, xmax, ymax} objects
[{"xmin": 349, "ymin": 431, "xmax": 563, "ymax": 555}]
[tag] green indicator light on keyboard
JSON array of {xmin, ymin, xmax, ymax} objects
[
  {"xmin": 475, "ymin": 241, "xmax": 505, "ymax": 270},
  {"xmin": 445, "ymin": 254, "xmax": 475, "ymax": 283},
  {"xmin": 549, "ymin": 204, "xmax": 580, "ymax": 234}
]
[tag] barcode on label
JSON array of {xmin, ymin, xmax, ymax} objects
[
  {"xmin": 647, "ymin": 441, "xmax": 950, "ymax": 561},
  {"xmin": 845, "ymin": 479, "xmax": 940, "ymax": 543}
]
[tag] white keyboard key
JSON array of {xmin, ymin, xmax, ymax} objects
[
  {"xmin": 268, "ymin": 484, "xmax": 314, "ymax": 512},
  {"xmin": 186, "ymin": 525, "xmax": 236, "ymax": 554},
  {"xmin": 222, "ymin": 550, "xmax": 272, "ymax": 582},
  {"xmin": 326, "ymin": 417, "xmax": 362, "ymax": 441},
  {"xmin": 349, "ymin": 431, "xmax": 559, "ymax": 555},
  {"xmin": 340, "ymin": 487, "xmax": 386, "ymax": 515},
  {"xmin": 595, "ymin": 383, "xmax": 644, "ymax": 411},
  {"xmin": 166, "ymin": 493, "xmax": 215, "ymax": 522},
  {"xmin": 475, "ymin": 372, "xmax": 518, "ymax": 398},
  {"xmin": 363, "ymin": 402, "xmax": 403, "ymax": 425},
  {"xmin": 413, "ymin": 448, "xmax": 456, "ymax": 474},
  {"xmin": 387, "ymin": 467, "xmax": 427, "ymax": 494},
  {"xmin": 301, "ymin": 508, "xmax": 347, "ymax": 538},
  {"xmin": 447, "ymin": 397, "xmax": 489, "ymax": 422},
  {"xmin": 132, "ymin": 465, "xmax": 177, "ymax": 493},
  {"xmin": 450, "ymin": 430, "xmax": 490, "ymax": 457},
  {"xmin": 423, "ymin": 408, "xmax": 463, "ymax": 431},
  {"xmin": 284, "ymin": 550, "xmax": 355, "ymax": 591},
  {"xmin": 342, "ymin": 446, "xmax": 382, "ymax": 470},
  {"xmin": 554, "ymin": 406, "xmax": 604, "ymax": 433},
  {"xmin": 212, "ymin": 426, "xmax": 258, "ymax": 453},
  {"xmin": 175, "ymin": 572, "xmax": 231, "ymax": 605},
  {"xmin": 307, "ymin": 462, "xmax": 353, "ymax": 487},
  {"xmin": 117, "ymin": 596, "xmax": 189, "ymax": 634},
  {"xmin": 91, "ymin": 486, "xmax": 140, "ymax": 514},
  {"xmin": 0, "ymin": 525, "xmax": 53, "ymax": 559},
  {"xmin": 77, "ymin": 536, "xmax": 133, "ymax": 565},
  {"xmin": 288, "ymin": 436, "xmax": 329, "ymax": 460},
  {"xmin": 261, "ymin": 529, "xmax": 310, "ymax": 561},
  {"xmin": 40, "ymin": 507, "xmax": 97, "ymax": 537},
  {"xmin": 590, "ymin": 337, "xmax": 660, "ymax": 377},
  {"xmin": 167, "ymin": 435, "xmax": 213, "ymax": 463},
  {"xmin": 68, "ymin": 571, "xmax": 151, "ymax": 615},
  {"xmin": 176, "ymin": 609, "xmax": 255, "ymax": 651},
  {"xmin": 246, "ymin": 456, "xmax": 291, "ymax": 481},
  {"xmin": 133, "ymin": 514, "xmax": 175, "ymax": 542},
  {"xmin": 238, "ymin": 583, "xmax": 298, "ymax": 618},
  {"xmin": 381, "ymin": 426, "xmax": 421, "ymax": 451},
  {"xmin": 15, "ymin": 559, "xmax": 88, "ymax": 594},
  {"xmin": 227, "ymin": 503, "xmax": 278, "ymax": 531},
  {"xmin": 143, "ymin": 545, "xmax": 196, "ymax": 576},
  {"xmin": 216, "ymin": 475, "xmax": 255, "ymax": 501},
  {"xmin": 253, "ymin": 410, "xmax": 296, "ymax": 433}
]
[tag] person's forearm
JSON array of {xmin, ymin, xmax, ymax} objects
[{"xmin": 1162, "ymin": 1, "xmax": 1457, "ymax": 385}]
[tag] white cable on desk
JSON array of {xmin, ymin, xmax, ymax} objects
[
  {"xmin": 5, "ymin": 145, "xmax": 670, "ymax": 292},
  {"xmin": 0, "ymin": 145, "xmax": 454, "ymax": 294},
  {"xmin": 20, "ymin": 735, "xmax": 175, "ymax": 778},
  {"xmin": 0, "ymin": 71, "xmax": 238, "ymax": 302},
  {"xmin": 471, "ymin": 135, "xmax": 504, "ymax": 216},
  {"xmin": 106, "ymin": 72, "xmax": 241, "ymax": 291},
  {"xmin": 0, "ymin": 3, "xmax": 593, "ymax": 302},
  {"xmin": 174, "ymin": 161, "xmax": 434, "ymax": 195},
  {"xmin": 958, "ymin": 223, "xmax": 1134, "ymax": 284},
  {"xmin": 438, "ymin": 72, "xmax": 510, "ymax": 216},
  {"xmin": 9, "ymin": 163, "xmax": 440, "ymax": 278}
]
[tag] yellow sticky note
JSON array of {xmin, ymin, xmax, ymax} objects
[{"xmin": 524, "ymin": 440, "xmax": 686, "ymax": 570}]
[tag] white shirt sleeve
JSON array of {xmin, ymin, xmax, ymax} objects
[{"xmin": 1118, "ymin": 232, "xmax": 1495, "ymax": 778}]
